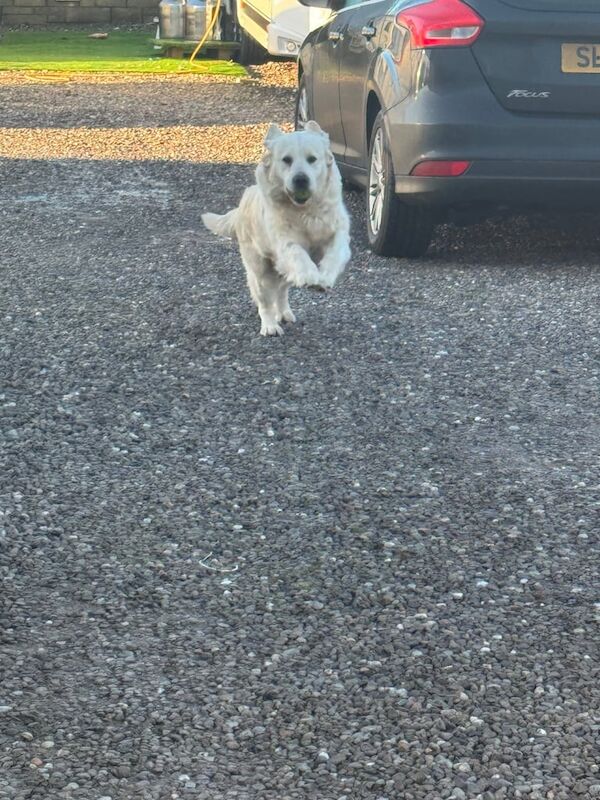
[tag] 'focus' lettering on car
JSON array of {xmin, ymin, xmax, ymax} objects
[{"xmin": 507, "ymin": 89, "xmax": 551, "ymax": 99}]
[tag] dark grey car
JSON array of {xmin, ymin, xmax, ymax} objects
[{"xmin": 295, "ymin": 0, "xmax": 600, "ymax": 256}]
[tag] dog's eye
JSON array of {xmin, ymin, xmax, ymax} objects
[
  {"xmin": 282, "ymin": 156, "xmax": 293, "ymax": 165},
  {"xmin": 307, "ymin": 155, "xmax": 317, "ymax": 164}
]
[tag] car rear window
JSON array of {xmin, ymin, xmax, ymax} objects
[{"xmin": 499, "ymin": 0, "xmax": 600, "ymax": 10}]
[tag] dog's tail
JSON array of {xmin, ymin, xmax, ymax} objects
[{"xmin": 201, "ymin": 208, "xmax": 238, "ymax": 239}]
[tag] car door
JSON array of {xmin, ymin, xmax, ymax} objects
[
  {"xmin": 337, "ymin": 0, "xmax": 390, "ymax": 166},
  {"xmin": 308, "ymin": 11, "xmax": 348, "ymax": 159}
]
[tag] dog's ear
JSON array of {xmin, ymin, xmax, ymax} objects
[
  {"xmin": 262, "ymin": 124, "xmax": 284, "ymax": 167},
  {"xmin": 264, "ymin": 123, "xmax": 284, "ymax": 146},
  {"xmin": 304, "ymin": 120, "xmax": 329, "ymax": 141},
  {"xmin": 305, "ymin": 120, "xmax": 333, "ymax": 165}
]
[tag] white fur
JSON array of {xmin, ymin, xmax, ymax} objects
[{"xmin": 202, "ymin": 122, "xmax": 351, "ymax": 336}]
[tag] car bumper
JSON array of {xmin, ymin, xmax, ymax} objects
[
  {"xmin": 266, "ymin": 22, "xmax": 304, "ymax": 57},
  {"xmin": 384, "ymin": 90, "xmax": 600, "ymax": 210},
  {"xmin": 394, "ymin": 161, "xmax": 600, "ymax": 210}
]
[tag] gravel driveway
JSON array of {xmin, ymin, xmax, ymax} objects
[{"xmin": 1, "ymin": 69, "xmax": 599, "ymax": 800}]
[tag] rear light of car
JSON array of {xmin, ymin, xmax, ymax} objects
[
  {"xmin": 411, "ymin": 160, "xmax": 472, "ymax": 176},
  {"xmin": 397, "ymin": 0, "xmax": 484, "ymax": 49}
]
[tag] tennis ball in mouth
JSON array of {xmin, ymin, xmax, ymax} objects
[{"xmin": 293, "ymin": 188, "xmax": 311, "ymax": 203}]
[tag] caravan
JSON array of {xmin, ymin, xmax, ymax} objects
[{"xmin": 233, "ymin": 0, "xmax": 330, "ymax": 63}]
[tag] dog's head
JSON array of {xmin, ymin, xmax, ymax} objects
[{"xmin": 259, "ymin": 122, "xmax": 334, "ymax": 207}]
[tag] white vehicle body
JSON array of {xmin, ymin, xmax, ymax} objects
[{"xmin": 236, "ymin": 0, "xmax": 330, "ymax": 57}]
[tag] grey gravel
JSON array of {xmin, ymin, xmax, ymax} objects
[
  {"xmin": 1, "ymin": 75, "xmax": 599, "ymax": 800},
  {"xmin": 0, "ymin": 82, "xmax": 293, "ymax": 129}
]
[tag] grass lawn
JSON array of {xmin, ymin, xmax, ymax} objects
[{"xmin": 0, "ymin": 31, "xmax": 246, "ymax": 75}]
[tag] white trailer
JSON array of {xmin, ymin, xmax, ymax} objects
[{"xmin": 234, "ymin": 0, "xmax": 330, "ymax": 63}]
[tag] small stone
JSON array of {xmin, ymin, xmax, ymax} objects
[
  {"xmin": 0, "ymin": 705, "xmax": 13, "ymax": 713},
  {"xmin": 21, "ymin": 731, "xmax": 34, "ymax": 741},
  {"xmin": 41, "ymin": 740, "xmax": 55, "ymax": 749},
  {"xmin": 318, "ymin": 751, "xmax": 330, "ymax": 762},
  {"xmin": 30, "ymin": 758, "xmax": 43, "ymax": 768}
]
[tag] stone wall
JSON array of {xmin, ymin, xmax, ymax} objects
[{"xmin": 0, "ymin": 0, "xmax": 157, "ymax": 26}]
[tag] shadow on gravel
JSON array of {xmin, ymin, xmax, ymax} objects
[
  {"xmin": 431, "ymin": 213, "xmax": 600, "ymax": 264},
  {"xmin": 344, "ymin": 189, "xmax": 600, "ymax": 266}
]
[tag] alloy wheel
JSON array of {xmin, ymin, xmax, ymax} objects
[
  {"xmin": 369, "ymin": 127, "xmax": 386, "ymax": 236},
  {"xmin": 296, "ymin": 84, "xmax": 309, "ymax": 129}
]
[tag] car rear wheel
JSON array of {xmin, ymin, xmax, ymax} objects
[
  {"xmin": 294, "ymin": 75, "xmax": 310, "ymax": 130},
  {"xmin": 367, "ymin": 112, "xmax": 435, "ymax": 258}
]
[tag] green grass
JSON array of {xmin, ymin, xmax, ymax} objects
[{"xmin": 0, "ymin": 31, "xmax": 246, "ymax": 75}]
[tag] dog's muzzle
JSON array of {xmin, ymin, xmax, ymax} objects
[{"xmin": 288, "ymin": 173, "xmax": 311, "ymax": 206}]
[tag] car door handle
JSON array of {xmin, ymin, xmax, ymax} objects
[
  {"xmin": 361, "ymin": 25, "xmax": 376, "ymax": 39},
  {"xmin": 328, "ymin": 30, "xmax": 344, "ymax": 42}
]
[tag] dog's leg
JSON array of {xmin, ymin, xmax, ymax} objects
[
  {"xmin": 251, "ymin": 277, "xmax": 284, "ymax": 337},
  {"xmin": 241, "ymin": 247, "xmax": 284, "ymax": 336},
  {"xmin": 276, "ymin": 283, "xmax": 296, "ymax": 324},
  {"xmin": 318, "ymin": 230, "xmax": 351, "ymax": 289},
  {"xmin": 256, "ymin": 275, "xmax": 284, "ymax": 336},
  {"xmin": 275, "ymin": 242, "xmax": 320, "ymax": 288}
]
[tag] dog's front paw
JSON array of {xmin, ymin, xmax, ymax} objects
[
  {"xmin": 278, "ymin": 246, "xmax": 321, "ymax": 288},
  {"xmin": 292, "ymin": 264, "xmax": 321, "ymax": 288},
  {"xmin": 260, "ymin": 322, "xmax": 284, "ymax": 337},
  {"xmin": 318, "ymin": 272, "xmax": 337, "ymax": 290},
  {"xmin": 281, "ymin": 308, "xmax": 296, "ymax": 323},
  {"xmin": 318, "ymin": 256, "xmax": 347, "ymax": 289}
]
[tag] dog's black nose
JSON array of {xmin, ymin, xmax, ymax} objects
[{"xmin": 292, "ymin": 173, "xmax": 309, "ymax": 190}]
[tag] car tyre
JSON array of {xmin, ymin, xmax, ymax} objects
[
  {"xmin": 237, "ymin": 27, "xmax": 267, "ymax": 65},
  {"xmin": 367, "ymin": 111, "xmax": 435, "ymax": 258}
]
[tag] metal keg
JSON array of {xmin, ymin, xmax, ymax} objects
[
  {"xmin": 184, "ymin": 0, "xmax": 207, "ymax": 41},
  {"xmin": 159, "ymin": 0, "xmax": 185, "ymax": 39}
]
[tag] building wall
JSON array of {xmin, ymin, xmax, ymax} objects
[{"xmin": 0, "ymin": 0, "xmax": 157, "ymax": 26}]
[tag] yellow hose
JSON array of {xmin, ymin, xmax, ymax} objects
[{"xmin": 189, "ymin": 0, "xmax": 222, "ymax": 63}]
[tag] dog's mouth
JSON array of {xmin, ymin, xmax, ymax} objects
[{"xmin": 287, "ymin": 189, "xmax": 311, "ymax": 207}]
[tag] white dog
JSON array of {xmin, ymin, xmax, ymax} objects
[{"xmin": 202, "ymin": 122, "xmax": 351, "ymax": 336}]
